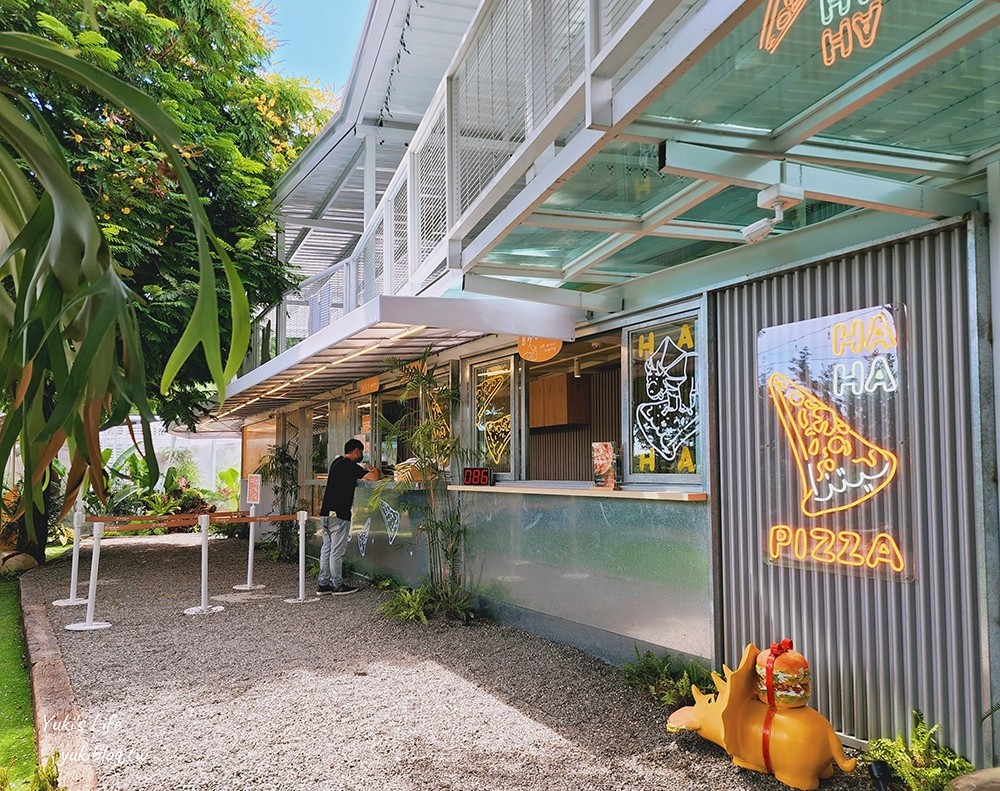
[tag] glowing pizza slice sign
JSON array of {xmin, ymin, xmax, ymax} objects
[{"xmin": 768, "ymin": 373, "xmax": 897, "ymax": 517}]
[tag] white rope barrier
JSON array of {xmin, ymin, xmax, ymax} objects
[
  {"xmin": 284, "ymin": 511, "xmax": 318, "ymax": 605},
  {"xmin": 65, "ymin": 522, "xmax": 110, "ymax": 631},
  {"xmin": 184, "ymin": 514, "xmax": 224, "ymax": 616},
  {"xmin": 233, "ymin": 504, "xmax": 263, "ymax": 591},
  {"xmin": 53, "ymin": 508, "xmax": 88, "ymax": 607}
]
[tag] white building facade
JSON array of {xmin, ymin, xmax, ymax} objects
[{"xmin": 210, "ymin": 0, "xmax": 1000, "ymax": 765}]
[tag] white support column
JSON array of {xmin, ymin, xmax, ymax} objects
[
  {"xmin": 364, "ymin": 134, "xmax": 377, "ymax": 225},
  {"xmin": 184, "ymin": 514, "xmax": 224, "ymax": 615},
  {"xmin": 285, "ymin": 511, "xmax": 319, "ymax": 604},
  {"xmin": 981, "ymin": 159, "xmax": 1000, "ymax": 763},
  {"xmin": 53, "ymin": 508, "xmax": 89, "ymax": 607},
  {"xmin": 585, "ymin": 0, "xmax": 613, "ymax": 131},
  {"xmin": 66, "ymin": 522, "xmax": 111, "ymax": 631}
]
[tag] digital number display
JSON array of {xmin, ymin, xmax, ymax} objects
[{"xmin": 462, "ymin": 467, "xmax": 493, "ymax": 486}]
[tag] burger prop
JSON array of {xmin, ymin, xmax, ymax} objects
[
  {"xmin": 666, "ymin": 639, "xmax": 855, "ymax": 790},
  {"xmin": 756, "ymin": 638, "xmax": 811, "ymax": 708}
]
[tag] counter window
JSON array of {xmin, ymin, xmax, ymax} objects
[
  {"xmin": 472, "ymin": 359, "xmax": 512, "ymax": 474},
  {"xmin": 629, "ymin": 318, "xmax": 699, "ymax": 477}
]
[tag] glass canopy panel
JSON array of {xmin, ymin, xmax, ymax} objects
[
  {"xmin": 539, "ymin": 140, "xmax": 694, "ymax": 216},
  {"xmin": 584, "ymin": 235, "xmax": 732, "ymax": 278},
  {"xmin": 481, "ymin": 225, "xmax": 611, "ymax": 269},
  {"xmin": 823, "ymin": 27, "xmax": 1000, "ymax": 157},
  {"xmin": 643, "ymin": 0, "xmax": 972, "ymax": 131}
]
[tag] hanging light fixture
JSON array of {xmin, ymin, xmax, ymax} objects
[{"xmin": 573, "ymin": 357, "xmax": 581, "ymax": 378}]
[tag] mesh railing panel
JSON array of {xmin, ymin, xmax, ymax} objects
[
  {"xmin": 416, "ymin": 107, "xmax": 448, "ymax": 265},
  {"xmin": 284, "ymin": 299, "xmax": 310, "ymax": 349},
  {"xmin": 391, "ymin": 180, "xmax": 409, "ymax": 293},
  {"xmin": 456, "ymin": 0, "xmax": 584, "ymax": 215}
]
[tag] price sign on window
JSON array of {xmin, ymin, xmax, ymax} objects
[{"xmin": 462, "ymin": 467, "xmax": 493, "ymax": 486}]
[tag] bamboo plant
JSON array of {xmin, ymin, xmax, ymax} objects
[{"xmin": 373, "ymin": 349, "xmax": 475, "ymax": 618}]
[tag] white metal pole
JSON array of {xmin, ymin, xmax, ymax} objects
[
  {"xmin": 185, "ymin": 514, "xmax": 223, "ymax": 615},
  {"xmin": 66, "ymin": 522, "xmax": 110, "ymax": 631},
  {"xmin": 233, "ymin": 504, "xmax": 263, "ymax": 591},
  {"xmin": 53, "ymin": 508, "xmax": 88, "ymax": 607},
  {"xmin": 285, "ymin": 511, "xmax": 318, "ymax": 604}
]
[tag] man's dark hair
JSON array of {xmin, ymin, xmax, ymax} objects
[{"xmin": 344, "ymin": 438, "xmax": 364, "ymax": 454}]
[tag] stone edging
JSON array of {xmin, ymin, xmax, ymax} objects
[{"xmin": 19, "ymin": 572, "xmax": 97, "ymax": 791}]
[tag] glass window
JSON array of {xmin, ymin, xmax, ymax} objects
[
  {"xmin": 629, "ymin": 318, "xmax": 699, "ymax": 477},
  {"xmin": 310, "ymin": 404, "xmax": 329, "ymax": 477},
  {"xmin": 352, "ymin": 398, "xmax": 372, "ymax": 457},
  {"xmin": 472, "ymin": 359, "xmax": 512, "ymax": 474}
]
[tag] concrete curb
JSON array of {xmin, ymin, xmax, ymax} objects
[{"xmin": 19, "ymin": 571, "xmax": 97, "ymax": 791}]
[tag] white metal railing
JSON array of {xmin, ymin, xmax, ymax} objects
[{"xmin": 250, "ymin": 0, "xmax": 648, "ymax": 370}]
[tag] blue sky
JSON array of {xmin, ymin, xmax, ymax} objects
[{"xmin": 267, "ymin": 1, "xmax": 368, "ymax": 90}]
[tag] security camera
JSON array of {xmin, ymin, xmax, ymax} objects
[{"xmin": 740, "ymin": 216, "xmax": 777, "ymax": 244}]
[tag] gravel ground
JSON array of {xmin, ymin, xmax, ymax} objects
[{"xmin": 25, "ymin": 534, "xmax": 873, "ymax": 791}]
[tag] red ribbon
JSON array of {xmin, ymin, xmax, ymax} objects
[{"xmin": 762, "ymin": 638, "xmax": 793, "ymax": 774}]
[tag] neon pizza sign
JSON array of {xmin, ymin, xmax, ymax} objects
[{"xmin": 757, "ymin": 306, "xmax": 909, "ymax": 578}]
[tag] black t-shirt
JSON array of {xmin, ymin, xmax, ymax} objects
[{"xmin": 320, "ymin": 456, "xmax": 368, "ymax": 520}]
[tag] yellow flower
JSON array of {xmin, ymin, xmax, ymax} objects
[
  {"xmin": 72, "ymin": 133, "xmax": 83, "ymax": 143},
  {"xmin": 123, "ymin": 144, "xmax": 132, "ymax": 153},
  {"xmin": 76, "ymin": 165, "xmax": 85, "ymax": 172},
  {"xmin": 156, "ymin": 239, "xmax": 164, "ymax": 246},
  {"xmin": 134, "ymin": 177, "xmax": 144, "ymax": 184},
  {"xmin": 102, "ymin": 213, "xmax": 110, "ymax": 220},
  {"xmin": 121, "ymin": 207, "xmax": 132, "ymax": 215},
  {"xmin": 102, "ymin": 138, "xmax": 111, "ymax": 147}
]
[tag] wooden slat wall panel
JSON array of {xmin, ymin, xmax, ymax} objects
[{"xmin": 527, "ymin": 368, "xmax": 621, "ymax": 480}]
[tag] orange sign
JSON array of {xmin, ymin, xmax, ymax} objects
[
  {"xmin": 358, "ymin": 376, "xmax": 380, "ymax": 395},
  {"xmin": 246, "ymin": 474, "xmax": 261, "ymax": 505},
  {"xmin": 517, "ymin": 337, "xmax": 562, "ymax": 363}
]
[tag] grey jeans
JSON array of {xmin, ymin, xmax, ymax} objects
[{"xmin": 317, "ymin": 515, "xmax": 351, "ymax": 588}]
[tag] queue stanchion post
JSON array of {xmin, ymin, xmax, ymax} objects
[
  {"xmin": 285, "ymin": 511, "xmax": 318, "ymax": 604},
  {"xmin": 66, "ymin": 521, "xmax": 111, "ymax": 631},
  {"xmin": 184, "ymin": 514, "xmax": 224, "ymax": 616},
  {"xmin": 233, "ymin": 504, "xmax": 264, "ymax": 591},
  {"xmin": 54, "ymin": 507, "xmax": 89, "ymax": 607}
]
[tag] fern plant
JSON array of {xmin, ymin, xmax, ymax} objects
[
  {"xmin": 621, "ymin": 646, "xmax": 717, "ymax": 708},
  {"xmin": 863, "ymin": 710, "xmax": 974, "ymax": 791},
  {"xmin": 375, "ymin": 582, "xmax": 435, "ymax": 624}
]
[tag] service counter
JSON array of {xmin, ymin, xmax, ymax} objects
[
  {"xmin": 305, "ymin": 481, "xmax": 429, "ymax": 586},
  {"xmin": 456, "ymin": 485, "xmax": 713, "ymax": 663}
]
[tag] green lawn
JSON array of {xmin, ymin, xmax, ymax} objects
[{"xmin": 0, "ymin": 578, "xmax": 34, "ymax": 788}]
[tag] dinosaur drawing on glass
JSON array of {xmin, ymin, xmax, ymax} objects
[{"xmin": 634, "ymin": 334, "xmax": 697, "ymax": 462}]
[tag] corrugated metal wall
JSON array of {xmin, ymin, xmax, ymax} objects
[
  {"xmin": 527, "ymin": 368, "xmax": 621, "ymax": 480},
  {"xmin": 711, "ymin": 218, "xmax": 993, "ymax": 764}
]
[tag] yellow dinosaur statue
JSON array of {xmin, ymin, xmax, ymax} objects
[{"xmin": 666, "ymin": 643, "xmax": 856, "ymax": 790}]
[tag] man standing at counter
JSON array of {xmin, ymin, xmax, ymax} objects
[{"xmin": 318, "ymin": 439, "xmax": 380, "ymax": 595}]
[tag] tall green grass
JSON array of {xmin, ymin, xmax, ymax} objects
[{"xmin": 0, "ymin": 578, "xmax": 34, "ymax": 788}]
